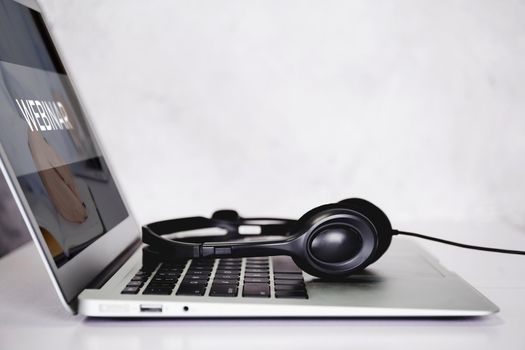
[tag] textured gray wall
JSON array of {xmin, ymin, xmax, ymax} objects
[
  {"xmin": 1, "ymin": 0, "xmax": 525, "ymax": 256},
  {"xmin": 37, "ymin": 0, "xmax": 525, "ymax": 226}
]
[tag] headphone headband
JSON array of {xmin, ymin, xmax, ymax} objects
[{"xmin": 142, "ymin": 210, "xmax": 297, "ymax": 259}]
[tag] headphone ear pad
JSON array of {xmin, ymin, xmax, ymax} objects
[
  {"xmin": 290, "ymin": 202, "xmax": 377, "ymax": 278},
  {"xmin": 337, "ymin": 198, "xmax": 393, "ymax": 264}
]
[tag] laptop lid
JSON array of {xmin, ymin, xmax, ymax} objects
[{"xmin": 0, "ymin": 0, "xmax": 140, "ymax": 310}]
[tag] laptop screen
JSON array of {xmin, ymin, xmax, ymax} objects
[{"xmin": 0, "ymin": 0, "xmax": 128, "ymax": 268}]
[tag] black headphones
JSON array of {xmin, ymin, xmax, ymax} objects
[
  {"xmin": 143, "ymin": 197, "xmax": 525, "ymax": 279},
  {"xmin": 143, "ymin": 198, "xmax": 394, "ymax": 279}
]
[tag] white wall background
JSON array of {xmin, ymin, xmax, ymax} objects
[{"xmin": 36, "ymin": 0, "xmax": 525, "ymax": 230}]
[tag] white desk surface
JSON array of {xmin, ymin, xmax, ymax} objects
[{"xmin": 0, "ymin": 221, "xmax": 524, "ymax": 350}]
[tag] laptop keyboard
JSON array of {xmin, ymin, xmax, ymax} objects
[{"xmin": 121, "ymin": 256, "xmax": 308, "ymax": 299}]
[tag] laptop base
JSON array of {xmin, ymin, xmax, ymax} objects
[{"xmin": 78, "ymin": 237, "xmax": 498, "ymax": 318}]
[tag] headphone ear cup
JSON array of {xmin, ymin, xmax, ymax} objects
[
  {"xmin": 337, "ymin": 198, "xmax": 393, "ymax": 264},
  {"xmin": 290, "ymin": 202, "xmax": 372, "ymax": 278}
]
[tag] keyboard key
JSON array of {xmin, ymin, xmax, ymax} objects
[
  {"xmin": 156, "ymin": 271, "xmax": 181, "ymax": 278},
  {"xmin": 215, "ymin": 269, "xmax": 241, "ymax": 275},
  {"xmin": 274, "ymin": 284, "xmax": 306, "ymax": 291},
  {"xmin": 217, "ymin": 263, "xmax": 241, "ymax": 268},
  {"xmin": 121, "ymin": 286, "xmax": 140, "ymax": 294},
  {"xmin": 180, "ymin": 282, "xmax": 207, "ymax": 290},
  {"xmin": 148, "ymin": 283, "xmax": 176, "ymax": 289},
  {"xmin": 218, "ymin": 266, "xmax": 242, "ymax": 271},
  {"xmin": 186, "ymin": 266, "xmax": 213, "ymax": 272},
  {"xmin": 218, "ymin": 265, "xmax": 241, "ymax": 271},
  {"xmin": 244, "ymin": 272, "xmax": 270, "ymax": 279},
  {"xmin": 135, "ymin": 271, "xmax": 152, "ymax": 278},
  {"xmin": 218, "ymin": 261, "xmax": 242, "ymax": 267},
  {"xmin": 126, "ymin": 280, "xmax": 144, "ymax": 287},
  {"xmin": 148, "ymin": 278, "xmax": 176, "ymax": 285},
  {"xmin": 190, "ymin": 265, "xmax": 214, "ymax": 270},
  {"xmin": 244, "ymin": 277, "xmax": 269, "ymax": 283},
  {"xmin": 179, "ymin": 280, "xmax": 207, "ymax": 287},
  {"xmin": 212, "ymin": 279, "xmax": 239, "ymax": 286},
  {"xmin": 152, "ymin": 274, "xmax": 176, "ymax": 280},
  {"xmin": 275, "ymin": 290, "xmax": 308, "ymax": 299},
  {"xmin": 183, "ymin": 275, "xmax": 209, "ymax": 282},
  {"xmin": 143, "ymin": 287, "xmax": 173, "ymax": 295},
  {"xmin": 272, "ymin": 256, "xmax": 302, "ymax": 273},
  {"xmin": 176, "ymin": 285, "xmax": 206, "ymax": 296},
  {"xmin": 210, "ymin": 285, "xmax": 238, "ymax": 297},
  {"xmin": 216, "ymin": 271, "xmax": 241, "ymax": 277},
  {"xmin": 156, "ymin": 271, "xmax": 183, "ymax": 276},
  {"xmin": 167, "ymin": 271, "xmax": 183, "ymax": 276},
  {"xmin": 245, "ymin": 268, "xmax": 269, "ymax": 274},
  {"xmin": 242, "ymin": 283, "xmax": 270, "ymax": 298},
  {"xmin": 214, "ymin": 273, "xmax": 240, "ymax": 280},
  {"xmin": 245, "ymin": 263, "xmax": 269, "ymax": 269},
  {"xmin": 152, "ymin": 279, "xmax": 178, "ymax": 285},
  {"xmin": 131, "ymin": 275, "xmax": 149, "ymax": 282},
  {"xmin": 153, "ymin": 275, "xmax": 177, "ymax": 280},
  {"xmin": 246, "ymin": 266, "xmax": 269, "ymax": 272},
  {"xmin": 218, "ymin": 260, "xmax": 242, "ymax": 265},
  {"xmin": 273, "ymin": 273, "xmax": 303, "ymax": 280},
  {"xmin": 185, "ymin": 269, "xmax": 211, "ymax": 276},
  {"xmin": 191, "ymin": 261, "xmax": 215, "ymax": 267}
]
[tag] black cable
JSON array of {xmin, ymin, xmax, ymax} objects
[{"xmin": 393, "ymin": 229, "xmax": 525, "ymax": 255}]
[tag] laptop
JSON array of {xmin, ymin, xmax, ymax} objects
[{"xmin": 0, "ymin": 0, "xmax": 498, "ymax": 318}]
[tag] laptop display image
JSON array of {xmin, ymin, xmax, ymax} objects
[
  {"xmin": 0, "ymin": 0, "xmax": 128, "ymax": 268},
  {"xmin": 0, "ymin": 0, "xmax": 500, "ymax": 318}
]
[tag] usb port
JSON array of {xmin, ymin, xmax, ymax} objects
[{"xmin": 140, "ymin": 304, "xmax": 162, "ymax": 313}]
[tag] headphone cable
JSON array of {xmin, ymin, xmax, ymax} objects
[{"xmin": 393, "ymin": 229, "xmax": 525, "ymax": 255}]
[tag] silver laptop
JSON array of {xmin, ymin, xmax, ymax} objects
[{"xmin": 0, "ymin": 0, "xmax": 498, "ymax": 318}]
